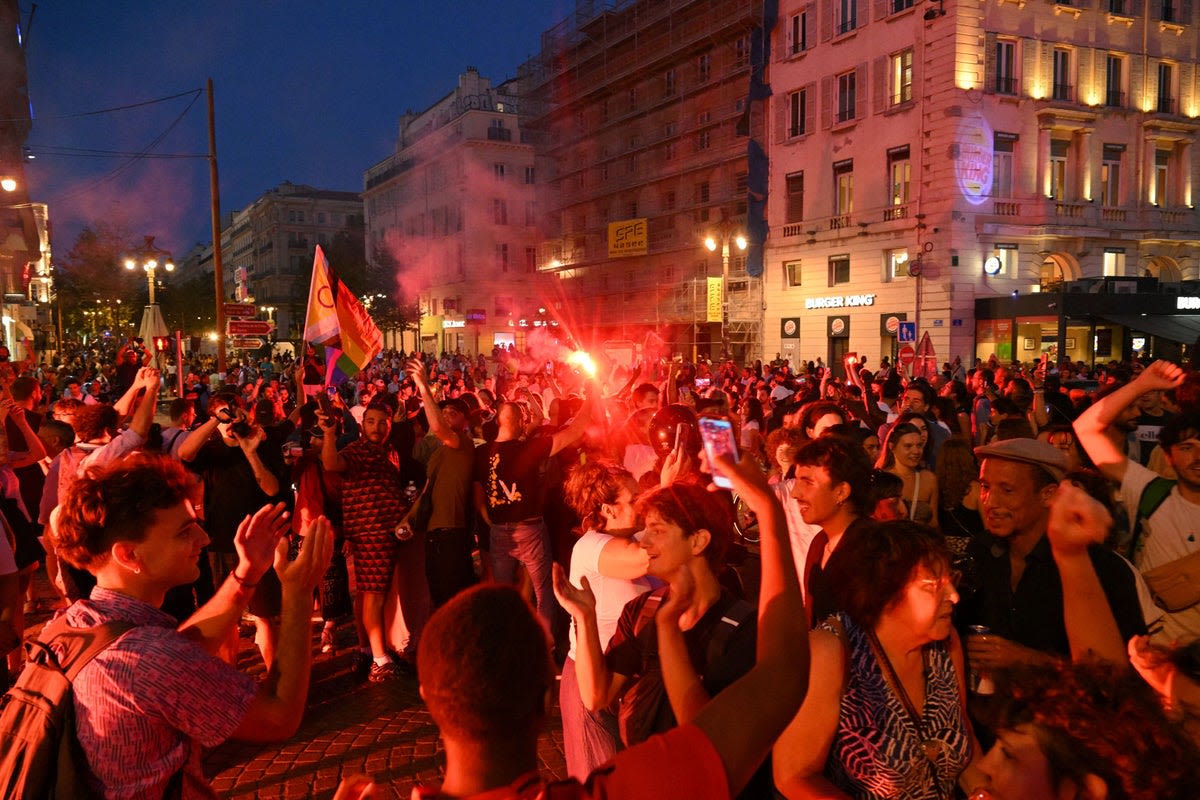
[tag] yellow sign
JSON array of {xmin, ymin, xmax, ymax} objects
[
  {"xmin": 607, "ymin": 218, "xmax": 648, "ymax": 257},
  {"xmin": 706, "ymin": 277, "xmax": 723, "ymax": 323}
]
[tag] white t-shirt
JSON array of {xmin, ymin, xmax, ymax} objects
[
  {"xmin": 1121, "ymin": 460, "xmax": 1200, "ymax": 642},
  {"xmin": 567, "ymin": 530, "xmax": 653, "ymax": 661}
]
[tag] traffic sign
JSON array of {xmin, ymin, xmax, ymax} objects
[
  {"xmin": 227, "ymin": 319, "xmax": 274, "ymax": 335},
  {"xmin": 898, "ymin": 344, "xmax": 916, "ymax": 366},
  {"xmin": 229, "ymin": 337, "xmax": 265, "ymax": 350},
  {"xmin": 223, "ymin": 302, "xmax": 257, "ymax": 318},
  {"xmin": 897, "ymin": 321, "xmax": 917, "ymax": 343}
]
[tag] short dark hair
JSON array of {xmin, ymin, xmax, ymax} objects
[
  {"xmin": 823, "ymin": 520, "xmax": 951, "ymax": 629},
  {"xmin": 799, "ymin": 401, "xmax": 846, "ymax": 435},
  {"xmin": 1159, "ymin": 411, "xmax": 1200, "ymax": 449},
  {"xmin": 635, "ymin": 481, "xmax": 734, "ymax": 572},
  {"xmin": 71, "ymin": 404, "xmax": 120, "ymax": 442},
  {"xmin": 794, "ymin": 435, "xmax": 874, "ymax": 516},
  {"xmin": 168, "ymin": 398, "xmax": 193, "ymax": 422},
  {"xmin": 51, "ymin": 453, "xmax": 192, "ymax": 571},
  {"xmin": 417, "ymin": 585, "xmax": 551, "ymax": 740},
  {"xmin": 9, "ymin": 376, "xmax": 38, "ymax": 402}
]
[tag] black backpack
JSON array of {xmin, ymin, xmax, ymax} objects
[{"xmin": 0, "ymin": 616, "xmax": 134, "ymax": 798}]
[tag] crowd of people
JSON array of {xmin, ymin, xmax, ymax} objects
[{"xmin": 1, "ymin": 335, "xmax": 1199, "ymax": 799}]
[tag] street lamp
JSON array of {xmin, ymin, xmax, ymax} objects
[
  {"xmin": 124, "ymin": 235, "xmax": 175, "ymax": 305},
  {"xmin": 704, "ymin": 222, "xmax": 747, "ymax": 361}
]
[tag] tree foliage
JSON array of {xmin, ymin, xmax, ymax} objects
[{"xmin": 56, "ymin": 222, "xmax": 144, "ymax": 337}]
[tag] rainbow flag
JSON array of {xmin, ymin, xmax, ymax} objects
[{"xmin": 303, "ymin": 245, "xmax": 382, "ymax": 384}]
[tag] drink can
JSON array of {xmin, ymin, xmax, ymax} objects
[
  {"xmin": 394, "ymin": 521, "xmax": 414, "ymax": 541},
  {"xmin": 967, "ymin": 625, "xmax": 995, "ymax": 695}
]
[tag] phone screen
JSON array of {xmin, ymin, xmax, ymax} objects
[
  {"xmin": 698, "ymin": 416, "xmax": 739, "ymax": 489},
  {"xmin": 316, "ymin": 391, "xmax": 334, "ymax": 419},
  {"xmin": 674, "ymin": 423, "xmax": 690, "ymax": 452}
]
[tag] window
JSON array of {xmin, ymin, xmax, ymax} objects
[
  {"xmin": 1052, "ymin": 49, "xmax": 1072, "ymax": 101},
  {"xmin": 785, "ymin": 171, "xmax": 804, "ymax": 223},
  {"xmin": 1108, "ymin": 0, "xmax": 1126, "ymax": 10},
  {"xmin": 1105, "ymin": 55, "xmax": 1124, "ymax": 107},
  {"xmin": 788, "ymin": 10, "xmax": 808, "ymax": 55},
  {"xmin": 833, "ymin": 160, "xmax": 853, "ymax": 219},
  {"xmin": 996, "ymin": 40, "xmax": 1017, "ymax": 94},
  {"xmin": 1153, "ymin": 149, "xmax": 1170, "ymax": 206},
  {"xmin": 785, "ymin": 260, "xmax": 803, "ymax": 287},
  {"xmin": 494, "ymin": 163, "xmax": 505, "ymax": 180},
  {"xmin": 495, "ymin": 295, "xmax": 514, "ymax": 316},
  {"xmin": 524, "ymin": 166, "xmax": 535, "ymax": 184},
  {"xmin": 1161, "ymin": 0, "xmax": 1177, "ymax": 22},
  {"xmin": 525, "ymin": 247, "xmax": 538, "ymax": 273},
  {"xmin": 698, "ymin": 53, "xmax": 712, "ymax": 82},
  {"xmin": 890, "ymin": 50, "xmax": 913, "ymax": 106},
  {"xmin": 1102, "ymin": 248, "xmax": 1126, "ymax": 277},
  {"xmin": 664, "ymin": 190, "xmax": 677, "ymax": 211},
  {"xmin": 492, "ymin": 199, "xmax": 508, "ymax": 225},
  {"xmin": 1100, "ymin": 144, "xmax": 1123, "ymax": 206},
  {"xmin": 625, "ymin": 201, "xmax": 638, "ymax": 218},
  {"xmin": 665, "ymin": 69, "xmax": 676, "ymax": 96},
  {"xmin": 829, "ymin": 255, "xmax": 851, "ymax": 286},
  {"xmin": 317, "ymin": 212, "xmax": 326, "ymax": 224},
  {"xmin": 734, "ymin": 36, "xmax": 749, "ymax": 68},
  {"xmin": 601, "ymin": 98, "xmax": 609, "ymax": 122},
  {"xmin": 788, "ymin": 88, "xmax": 807, "ymax": 137},
  {"xmin": 695, "ymin": 129, "xmax": 711, "ymax": 151},
  {"xmin": 887, "ymin": 146, "xmax": 910, "ymax": 207},
  {"xmin": 664, "ymin": 141, "xmax": 676, "ymax": 161},
  {"xmin": 696, "ymin": 181, "xmax": 711, "ymax": 204},
  {"xmin": 1157, "ymin": 63, "xmax": 1174, "ymax": 114},
  {"xmin": 892, "ymin": 0, "xmax": 914, "ymax": 10},
  {"xmin": 496, "ymin": 244, "xmax": 509, "ymax": 272},
  {"xmin": 525, "ymin": 201, "xmax": 536, "ymax": 227},
  {"xmin": 837, "ymin": 0, "xmax": 857, "ymax": 34},
  {"xmin": 628, "ymin": 88, "xmax": 637, "ymax": 111},
  {"xmin": 836, "ymin": 70, "xmax": 857, "ymax": 123},
  {"xmin": 887, "ymin": 248, "xmax": 910, "ymax": 281},
  {"xmin": 992, "ymin": 133, "xmax": 1016, "ymax": 197},
  {"xmin": 1049, "ymin": 140, "xmax": 1069, "ymax": 200}
]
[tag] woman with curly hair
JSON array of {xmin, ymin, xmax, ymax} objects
[
  {"xmin": 969, "ymin": 659, "xmax": 1200, "ymax": 799},
  {"xmin": 559, "ymin": 459, "xmax": 652, "ymax": 780}
]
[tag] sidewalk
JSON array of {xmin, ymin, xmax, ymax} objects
[{"xmin": 19, "ymin": 580, "xmax": 566, "ymax": 799}]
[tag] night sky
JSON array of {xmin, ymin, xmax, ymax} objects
[{"xmin": 21, "ymin": 1, "xmax": 570, "ymax": 260}]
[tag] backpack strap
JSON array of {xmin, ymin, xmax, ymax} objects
[
  {"xmin": 30, "ymin": 617, "xmax": 136, "ymax": 682},
  {"xmin": 1128, "ymin": 476, "xmax": 1176, "ymax": 561},
  {"xmin": 630, "ymin": 589, "xmax": 667, "ymax": 638},
  {"xmin": 704, "ymin": 596, "xmax": 755, "ymax": 670}
]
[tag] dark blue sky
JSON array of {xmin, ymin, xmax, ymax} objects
[{"xmin": 22, "ymin": 1, "xmax": 570, "ymax": 259}]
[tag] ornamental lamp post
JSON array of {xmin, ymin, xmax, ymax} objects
[
  {"xmin": 124, "ymin": 235, "xmax": 175, "ymax": 305},
  {"xmin": 704, "ymin": 221, "xmax": 747, "ymax": 362}
]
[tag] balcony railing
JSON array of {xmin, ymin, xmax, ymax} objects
[
  {"xmin": 1105, "ymin": 90, "xmax": 1125, "ymax": 108},
  {"xmin": 995, "ymin": 76, "xmax": 1018, "ymax": 95},
  {"xmin": 993, "ymin": 201, "xmax": 1020, "ymax": 216},
  {"xmin": 1052, "ymin": 83, "xmax": 1074, "ymax": 102},
  {"xmin": 1156, "ymin": 96, "xmax": 1175, "ymax": 114},
  {"xmin": 829, "ymin": 214, "xmax": 852, "ymax": 230},
  {"xmin": 1100, "ymin": 208, "xmax": 1127, "ymax": 223},
  {"xmin": 883, "ymin": 205, "xmax": 908, "ymax": 221}
]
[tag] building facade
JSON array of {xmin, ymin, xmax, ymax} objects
[
  {"xmin": 519, "ymin": 0, "xmax": 766, "ymax": 362},
  {"xmin": 765, "ymin": 0, "xmax": 1200, "ymax": 374},
  {"xmin": 364, "ymin": 68, "xmax": 547, "ymax": 355}
]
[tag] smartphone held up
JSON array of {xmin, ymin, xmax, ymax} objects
[{"xmin": 698, "ymin": 415, "xmax": 739, "ymax": 489}]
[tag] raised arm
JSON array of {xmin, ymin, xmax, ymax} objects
[
  {"xmin": 549, "ymin": 386, "xmax": 596, "ymax": 456},
  {"xmin": 407, "ymin": 357, "xmax": 460, "ymax": 448},
  {"xmin": 1073, "ymin": 361, "xmax": 1184, "ymax": 484},
  {"xmin": 690, "ymin": 454, "xmax": 811, "ymax": 797}
]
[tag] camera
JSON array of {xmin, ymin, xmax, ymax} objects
[{"xmin": 231, "ymin": 420, "xmax": 253, "ymax": 438}]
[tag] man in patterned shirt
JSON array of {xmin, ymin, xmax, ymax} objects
[{"xmin": 47, "ymin": 453, "xmax": 332, "ymax": 799}]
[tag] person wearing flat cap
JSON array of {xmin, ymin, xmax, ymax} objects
[{"xmin": 955, "ymin": 437, "xmax": 1145, "ymax": 671}]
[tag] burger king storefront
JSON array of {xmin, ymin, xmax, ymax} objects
[
  {"xmin": 974, "ymin": 277, "xmax": 1200, "ymax": 367},
  {"xmin": 778, "ymin": 290, "xmax": 910, "ymax": 376}
]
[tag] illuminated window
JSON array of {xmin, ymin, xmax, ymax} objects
[
  {"xmin": 829, "ymin": 255, "xmax": 851, "ymax": 286},
  {"xmin": 1102, "ymin": 248, "xmax": 1126, "ymax": 277},
  {"xmin": 788, "ymin": 10, "xmax": 809, "ymax": 55},
  {"xmin": 1105, "ymin": 55, "xmax": 1124, "ymax": 107},
  {"xmin": 836, "ymin": 70, "xmax": 857, "ymax": 123},
  {"xmin": 1049, "ymin": 140, "xmax": 1069, "ymax": 200},
  {"xmin": 788, "ymin": 88, "xmax": 808, "ymax": 137},
  {"xmin": 786, "ymin": 171, "xmax": 804, "ymax": 223},
  {"xmin": 1153, "ymin": 149, "xmax": 1171, "ymax": 206},
  {"xmin": 887, "ymin": 248, "xmax": 910, "ymax": 281},
  {"xmin": 1101, "ymin": 144, "xmax": 1123, "ymax": 206},
  {"xmin": 995, "ymin": 40, "xmax": 1017, "ymax": 94},
  {"xmin": 837, "ymin": 0, "xmax": 857, "ymax": 34},
  {"xmin": 992, "ymin": 134, "xmax": 1016, "ymax": 197},
  {"xmin": 1052, "ymin": 49, "xmax": 1072, "ymax": 101},
  {"xmin": 890, "ymin": 50, "xmax": 913, "ymax": 105},
  {"xmin": 833, "ymin": 160, "xmax": 853, "ymax": 218},
  {"xmin": 888, "ymin": 146, "xmax": 910, "ymax": 206},
  {"xmin": 1157, "ymin": 63, "xmax": 1174, "ymax": 114}
]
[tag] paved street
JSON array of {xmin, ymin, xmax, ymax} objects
[{"xmin": 21, "ymin": 580, "xmax": 566, "ymax": 799}]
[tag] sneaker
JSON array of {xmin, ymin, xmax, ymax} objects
[
  {"xmin": 320, "ymin": 627, "xmax": 335, "ymax": 654},
  {"xmin": 349, "ymin": 651, "xmax": 372, "ymax": 682},
  {"xmin": 368, "ymin": 660, "xmax": 405, "ymax": 683}
]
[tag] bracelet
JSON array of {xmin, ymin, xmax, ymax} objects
[{"xmin": 231, "ymin": 571, "xmax": 259, "ymax": 589}]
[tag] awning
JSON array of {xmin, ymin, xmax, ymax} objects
[{"xmin": 1100, "ymin": 314, "xmax": 1200, "ymax": 344}]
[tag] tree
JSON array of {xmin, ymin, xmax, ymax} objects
[{"xmin": 57, "ymin": 222, "xmax": 143, "ymax": 338}]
